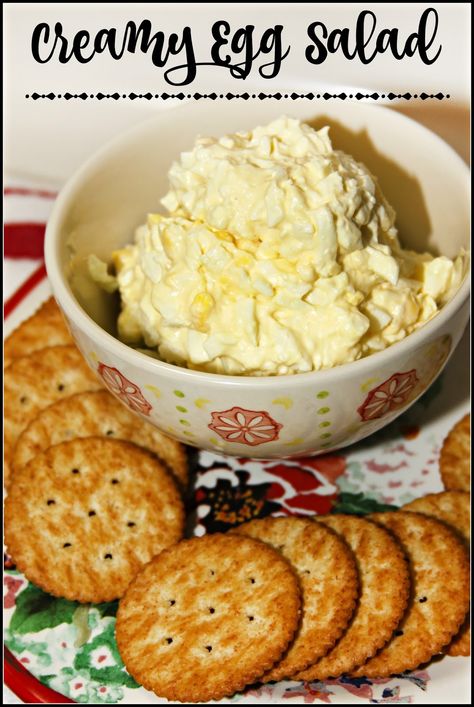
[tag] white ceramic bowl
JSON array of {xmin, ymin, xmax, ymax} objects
[{"xmin": 45, "ymin": 100, "xmax": 470, "ymax": 459}]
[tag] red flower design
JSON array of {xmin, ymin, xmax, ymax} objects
[
  {"xmin": 358, "ymin": 370, "xmax": 419, "ymax": 421},
  {"xmin": 299, "ymin": 456, "xmax": 347, "ymax": 485},
  {"xmin": 263, "ymin": 460, "xmax": 339, "ymax": 516},
  {"xmin": 97, "ymin": 363, "xmax": 152, "ymax": 416},
  {"xmin": 4, "ymin": 576, "xmax": 23, "ymax": 609},
  {"xmin": 284, "ymin": 493, "xmax": 334, "ymax": 514},
  {"xmin": 208, "ymin": 407, "xmax": 282, "ymax": 446},
  {"xmin": 266, "ymin": 463, "xmax": 324, "ymax": 491}
]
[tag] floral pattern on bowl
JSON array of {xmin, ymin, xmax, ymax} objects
[
  {"xmin": 358, "ymin": 370, "xmax": 419, "ymax": 421},
  {"xmin": 208, "ymin": 406, "xmax": 283, "ymax": 446},
  {"xmin": 97, "ymin": 363, "xmax": 152, "ymax": 416}
]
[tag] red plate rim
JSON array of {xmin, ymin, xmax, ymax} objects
[
  {"xmin": 4, "ymin": 263, "xmax": 47, "ymax": 319},
  {"xmin": 4, "ymin": 262, "xmax": 75, "ymax": 703},
  {"xmin": 4, "ymin": 647, "xmax": 75, "ymax": 704}
]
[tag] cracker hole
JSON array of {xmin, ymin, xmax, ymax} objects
[
  {"xmin": 57, "ymin": 383, "xmax": 65, "ymax": 392},
  {"xmin": 302, "ymin": 570, "xmax": 311, "ymax": 575},
  {"xmin": 168, "ymin": 600, "xmax": 176, "ymax": 606},
  {"xmin": 111, "ymin": 479, "xmax": 119, "ymax": 485},
  {"xmin": 165, "ymin": 637, "xmax": 173, "ymax": 645},
  {"xmin": 209, "ymin": 607, "xmax": 215, "ymax": 614},
  {"xmin": 46, "ymin": 499, "xmax": 56, "ymax": 506},
  {"xmin": 88, "ymin": 510, "xmax": 96, "ymax": 517},
  {"xmin": 20, "ymin": 396, "xmax": 28, "ymax": 404},
  {"xmin": 106, "ymin": 430, "xmax": 115, "ymax": 436},
  {"xmin": 394, "ymin": 630, "xmax": 404, "ymax": 637},
  {"xmin": 205, "ymin": 645, "xmax": 212, "ymax": 653},
  {"xmin": 127, "ymin": 521, "xmax": 136, "ymax": 527},
  {"xmin": 71, "ymin": 468, "xmax": 80, "ymax": 475},
  {"xmin": 63, "ymin": 543, "xmax": 72, "ymax": 548},
  {"xmin": 210, "ymin": 570, "xmax": 215, "ymax": 576},
  {"xmin": 249, "ymin": 578, "xmax": 256, "ymax": 584},
  {"xmin": 248, "ymin": 615, "xmax": 254, "ymax": 621},
  {"xmin": 104, "ymin": 553, "xmax": 113, "ymax": 560},
  {"xmin": 418, "ymin": 596, "xmax": 428, "ymax": 603}
]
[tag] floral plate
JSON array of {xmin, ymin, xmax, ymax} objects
[{"xmin": 4, "ymin": 265, "xmax": 470, "ymax": 704}]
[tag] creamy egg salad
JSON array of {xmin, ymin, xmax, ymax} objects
[{"xmin": 93, "ymin": 117, "xmax": 467, "ymax": 376}]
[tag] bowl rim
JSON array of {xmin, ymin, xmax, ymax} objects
[{"xmin": 45, "ymin": 100, "xmax": 471, "ymax": 389}]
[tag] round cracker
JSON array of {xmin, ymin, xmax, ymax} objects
[
  {"xmin": 440, "ymin": 414, "xmax": 470, "ymax": 492},
  {"xmin": 13, "ymin": 390, "xmax": 188, "ymax": 490},
  {"xmin": 445, "ymin": 617, "xmax": 471, "ymax": 657},
  {"xmin": 5, "ymin": 437, "xmax": 184, "ymax": 603},
  {"xmin": 4, "ymin": 297, "xmax": 73, "ymax": 368},
  {"xmin": 403, "ymin": 491, "xmax": 470, "ymax": 657},
  {"xmin": 351, "ymin": 512, "xmax": 470, "ymax": 677},
  {"xmin": 4, "ymin": 345, "xmax": 102, "ymax": 486},
  {"xmin": 232, "ymin": 516, "xmax": 358, "ymax": 681},
  {"xmin": 295, "ymin": 515, "xmax": 410, "ymax": 680},
  {"xmin": 403, "ymin": 491, "xmax": 470, "ymax": 544},
  {"xmin": 116, "ymin": 533, "xmax": 301, "ymax": 702}
]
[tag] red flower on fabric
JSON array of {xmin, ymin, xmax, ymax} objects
[
  {"xmin": 4, "ymin": 576, "xmax": 24, "ymax": 609},
  {"xmin": 296, "ymin": 456, "xmax": 347, "ymax": 485},
  {"xmin": 358, "ymin": 370, "xmax": 419, "ymax": 421},
  {"xmin": 97, "ymin": 363, "xmax": 152, "ymax": 416},
  {"xmin": 208, "ymin": 407, "xmax": 282, "ymax": 446},
  {"xmin": 263, "ymin": 460, "xmax": 340, "ymax": 516}
]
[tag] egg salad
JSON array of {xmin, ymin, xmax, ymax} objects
[{"xmin": 96, "ymin": 117, "xmax": 467, "ymax": 376}]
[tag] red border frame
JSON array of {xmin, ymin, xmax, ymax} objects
[{"xmin": 4, "ymin": 263, "xmax": 75, "ymax": 703}]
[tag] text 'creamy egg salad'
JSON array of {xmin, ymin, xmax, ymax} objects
[{"xmin": 92, "ymin": 117, "xmax": 467, "ymax": 376}]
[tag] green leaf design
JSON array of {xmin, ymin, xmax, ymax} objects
[
  {"xmin": 9, "ymin": 583, "xmax": 78, "ymax": 635},
  {"xmin": 42, "ymin": 668, "xmax": 128, "ymax": 703},
  {"xmin": 4, "ymin": 632, "xmax": 52, "ymax": 667},
  {"xmin": 74, "ymin": 622, "xmax": 139, "ymax": 689},
  {"xmin": 95, "ymin": 600, "xmax": 119, "ymax": 618},
  {"xmin": 331, "ymin": 492, "xmax": 398, "ymax": 516},
  {"xmin": 87, "ymin": 666, "xmax": 138, "ymax": 688},
  {"xmin": 41, "ymin": 667, "xmax": 74, "ymax": 685}
]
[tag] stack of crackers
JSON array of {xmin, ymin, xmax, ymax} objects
[
  {"xmin": 116, "ymin": 494, "xmax": 470, "ymax": 702},
  {"xmin": 4, "ymin": 298, "xmax": 188, "ymax": 602},
  {"xmin": 3, "ymin": 298, "xmax": 471, "ymax": 704}
]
